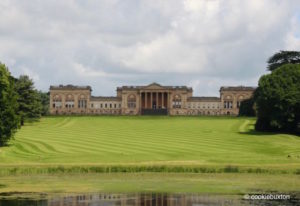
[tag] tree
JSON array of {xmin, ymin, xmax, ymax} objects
[
  {"xmin": 0, "ymin": 63, "xmax": 20, "ymax": 146},
  {"xmin": 254, "ymin": 64, "xmax": 300, "ymax": 134},
  {"xmin": 238, "ymin": 97, "xmax": 255, "ymax": 117},
  {"xmin": 15, "ymin": 75, "xmax": 42, "ymax": 125},
  {"xmin": 267, "ymin": 50, "xmax": 300, "ymax": 71},
  {"xmin": 38, "ymin": 91, "xmax": 50, "ymax": 116}
]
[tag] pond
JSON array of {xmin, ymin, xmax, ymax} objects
[{"xmin": 0, "ymin": 193, "xmax": 298, "ymax": 206}]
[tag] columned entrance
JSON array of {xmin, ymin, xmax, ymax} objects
[{"xmin": 140, "ymin": 91, "xmax": 168, "ymax": 115}]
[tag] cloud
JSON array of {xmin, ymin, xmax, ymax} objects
[
  {"xmin": 0, "ymin": 0, "xmax": 299, "ymax": 96},
  {"xmin": 284, "ymin": 16, "xmax": 300, "ymax": 50}
]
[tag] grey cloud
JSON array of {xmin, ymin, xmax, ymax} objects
[{"xmin": 0, "ymin": 0, "xmax": 299, "ymax": 96}]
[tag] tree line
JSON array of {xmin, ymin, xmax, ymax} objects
[
  {"xmin": 239, "ymin": 51, "xmax": 300, "ymax": 135},
  {"xmin": 0, "ymin": 63, "xmax": 49, "ymax": 146}
]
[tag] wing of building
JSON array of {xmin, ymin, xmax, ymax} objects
[{"xmin": 49, "ymin": 83, "xmax": 255, "ymax": 116}]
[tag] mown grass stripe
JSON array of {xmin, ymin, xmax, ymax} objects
[{"xmin": 0, "ymin": 116, "xmax": 299, "ymax": 166}]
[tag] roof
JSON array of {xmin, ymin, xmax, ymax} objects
[
  {"xmin": 187, "ymin": 97, "xmax": 220, "ymax": 102},
  {"xmin": 90, "ymin": 96, "xmax": 121, "ymax": 101},
  {"xmin": 117, "ymin": 82, "xmax": 193, "ymax": 91},
  {"xmin": 220, "ymin": 86, "xmax": 256, "ymax": 92},
  {"xmin": 50, "ymin": 84, "xmax": 92, "ymax": 91}
]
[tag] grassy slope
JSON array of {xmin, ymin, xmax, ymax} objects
[
  {"xmin": 0, "ymin": 116, "xmax": 299, "ymax": 194},
  {"xmin": 0, "ymin": 116, "xmax": 299, "ymax": 166}
]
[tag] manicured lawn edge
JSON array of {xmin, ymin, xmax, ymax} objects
[
  {"xmin": 0, "ymin": 165, "xmax": 299, "ymax": 176},
  {"xmin": 1, "ymin": 173, "xmax": 300, "ymax": 194}
]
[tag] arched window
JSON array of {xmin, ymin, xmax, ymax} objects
[
  {"xmin": 224, "ymin": 95, "xmax": 233, "ymax": 109},
  {"xmin": 53, "ymin": 95, "xmax": 62, "ymax": 108},
  {"xmin": 237, "ymin": 95, "xmax": 244, "ymax": 108},
  {"xmin": 172, "ymin": 95, "xmax": 181, "ymax": 108},
  {"xmin": 65, "ymin": 94, "xmax": 74, "ymax": 109},
  {"xmin": 127, "ymin": 94, "xmax": 136, "ymax": 108},
  {"xmin": 78, "ymin": 94, "xmax": 87, "ymax": 109}
]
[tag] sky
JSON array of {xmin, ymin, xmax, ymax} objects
[{"xmin": 0, "ymin": 0, "xmax": 300, "ymax": 96}]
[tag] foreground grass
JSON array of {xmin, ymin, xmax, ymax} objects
[
  {"xmin": 0, "ymin": 116, "xmax": 299, "ymax": 194},
  {"xmin": 0, "ymin": 173, "xmax": 299, "ymax": 194},
  {"xmin": 0, "ymin": 116, "xmax": 299, "ymax": 166}
]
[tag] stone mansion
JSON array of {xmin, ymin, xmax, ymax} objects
[{"xmin": 49, "ymin": 83, "xmax": 255, "ymax": 116}]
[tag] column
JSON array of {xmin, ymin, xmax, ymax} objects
[
  {"xmin": 151, "ymin": 92, "xmax": 153, "ymax": 109},
  {"xmin": 144, "ymin": 92, "xmax": 148, "ymax": 109},
  {"xmin": 74, "ymin": 94, "xmax": 78, "ymax": 110},
  {"xmin": 140, "ymin": 92, "xmax": 142, "ymax": 113},
  {"xmin": 233, "ymin": 95, "xmax": 236, "ymax": 109},
  {"xmin": 62, "ymin": 93, "xmax": 66, "ymax": 113},
  {"xmin": 167, "ymin": 92, "xmax": 169, "ymax": 109},
  {"xmin": 162, "ymin": 92, "xmax": 164, "ymax": 109},
  {"xmin": 156, "ymin": 92, "xmax": 158, "ymax": 109},
  {"xmin": 158, "ymin": 92, "xmax": 161, "ymax": 108}
]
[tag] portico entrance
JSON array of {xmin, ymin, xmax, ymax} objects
[{"xmin": 140, "ymin": 91, "xmax": 168, "ymax": 115}]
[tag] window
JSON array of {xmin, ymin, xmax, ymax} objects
[
  {"xmin": 127, "ymin": 94, "xmax": 136, "ymax": 108},
  {"xmin": 53, "ymin": 100, "xmax": 62, "ymax": 108},
  {"xmin": 114, "ymin": 104, "xmax": 117, "ymax": 108},
  {"xmin": 91, "ymin": 103, "xmax": 94, "ymax": 108},
  {"xmin": 65, "ymin": 101, "xmax": 74, "ymax": 108},
  {"xmin": 77, "ymin": 94, "xmax": 87, "ymax": 109},
  {"xmin": 110, "ymin": 103, "xmax": 112, "ymax": 108},
  {"xmin": 100, "ymin": 103, "xmax": 103, "ymax": 108},
  {"xmin": 172, "ymin": 95, "xmax": 181, "ymax": 108},
  {"xmin": 53, "ymin": 95, "xmax": 62, "ymax": 108},
  {"xmin": 105, "ymin": 103, "xmax": 107, "ymax": 108},
  {"xmin": 65, "ymin": 94, "xmax": 74, "ymax": 109},
  {"xmin": 78, "ymin": 100, "xmax": 87, "ymax": 108},
  {"xmin": 224, "ymin": 101, "xmax": 233, "ymax": 109},
  {"xmin": 238, "ymin": 96, "xmax": 244, "ymax": 108}
]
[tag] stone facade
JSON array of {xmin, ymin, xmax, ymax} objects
[
  {"xmin": 49, "ymin": 83, "xmax": 255, "ymax": 116},
  {"xmin": 220, "ymin": 86, "xmax": 255, "ymax": 115}
]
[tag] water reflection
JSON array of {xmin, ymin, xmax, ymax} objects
[
  {"xmin": 49, "ymin": 193, "xmax": 241, "ymax": 206},
  {"xmin": 0, "ymin": 193, "xmax": 297, "ymax": 206}
]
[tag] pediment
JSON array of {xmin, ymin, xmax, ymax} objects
[{"xmin": 144, "ymin": 82, "xmax": 164, "ymax": 90}]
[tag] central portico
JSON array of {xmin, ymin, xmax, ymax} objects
[
  {"xmin": 139, "ymin": 83, "xmax": 170, "ymax": 115},
  {"xmin": 116, "ymin": 82, "xmax": 193, "ymax": 115}
]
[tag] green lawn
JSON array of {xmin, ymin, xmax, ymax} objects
[
  {"xmin": 0, "ymin": 116, "xmax": 299, "ymax": 194},
  {"xmin": 1, "ymin": 173, "xmax": 300, "ymax": 194},
  {"xmin": 0, "ymin": 116, "xmax": 299, "ymax": 166}
]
